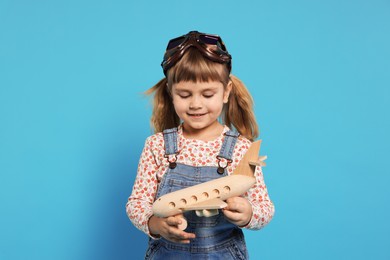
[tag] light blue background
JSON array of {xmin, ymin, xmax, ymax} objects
[{"xmin": 1, "ymin": 0, "xmax": 389, "ymax": 259}]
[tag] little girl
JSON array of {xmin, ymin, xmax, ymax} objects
[{"xmin": 126, "ymin": 31, "xmax": 275, "ymax": 259}]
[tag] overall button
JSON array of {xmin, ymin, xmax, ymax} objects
[
  {"xmin": 217, "ymin": 167, "xmax": 225, "ymax": 174},
  {"xmin": 169, "ymin": 162, "xmax": 177, "ymax": 169}
]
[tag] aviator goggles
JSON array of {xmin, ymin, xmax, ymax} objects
[{"xmin": 161, "ymin": 31, "xmax": 232, "ymax": 76}]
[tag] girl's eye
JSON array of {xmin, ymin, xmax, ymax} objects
[
  {"xmin": 179, "ymin": 94, "xmax": 190, "ymax": 98},
  {"xmin": 203, "ymin": 94, "xmax": 214, "ymax": 98}
]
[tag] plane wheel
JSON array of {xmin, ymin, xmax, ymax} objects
[
  {"xmin": 177, "ymin": 216, "xmax": 188, "ymax": 230},
  {"xmin": 195, "ymin": 210, "xmax": 204, "ymax": 217},
  {"xmin": 203, "ymin": 209, "xmax": 218, "ymax": 217}
]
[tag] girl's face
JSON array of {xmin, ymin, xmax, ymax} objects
[{"xmin": 171, "ymin": 80, "xmax": 232, "ymax": 139}]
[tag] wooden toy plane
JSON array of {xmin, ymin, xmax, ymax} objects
[{"xmin": 152, "ymin": 140, "xmax": 266, "ymax": 229}]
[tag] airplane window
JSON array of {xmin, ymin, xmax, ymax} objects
[
  {"xmin": 190, "ymin": 195, "xmax": 198, "ymax": 202},
  {"xmin": 212, "ymin": 189, "xmax": 220, "ymax": 195}
]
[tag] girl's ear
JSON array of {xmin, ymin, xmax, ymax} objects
[{"xmin": 223, "ymin": 81, "xmax": 233, "ymax": 103}]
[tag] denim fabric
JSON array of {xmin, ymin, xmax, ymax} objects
[
  {"xmin": 217, "ymin": 130, "xmax": 240, "ymax": 160},
  {"xmin": 145, "ymin": 128, "xmax": 249, "ymax": 260}
]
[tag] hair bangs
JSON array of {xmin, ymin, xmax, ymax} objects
[{"xmin": 167, "ymin": 48, "xmax": 229, "ymax": 86}]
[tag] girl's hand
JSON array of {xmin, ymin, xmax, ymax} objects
[
  {"xmin": 148, "ymin": 214, "xmax": 196, "ymax": 244},
  {"xmin": 222, "ymin": 197, "xmax": 253, "ymax": 227}
]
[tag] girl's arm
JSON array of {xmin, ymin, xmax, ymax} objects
[
  {"xmin": 126, "ymin": 135, "xmax": 196, "ymax": 242},
  {"xmin": 225, "ymin": 137, "xmax": 275, "ymax": 229},
  {"xmin": 242, "ymin": 165, "xmax": 275, "ymax": 229},
  {"xmin": 126, "ymin": 137, "xmax": 160, "ymax": 237}
]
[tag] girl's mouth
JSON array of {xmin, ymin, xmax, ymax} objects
[{"xmin": 188, "ymin": 113, "xmax": 206, "ymax": 117}]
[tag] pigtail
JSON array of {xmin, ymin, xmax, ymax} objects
[
  {"xmin": 224, "ymin": 75, "xmax": 259, "ymax": 141},
  {"xmin": 145, "ymin": 78, "xmax": 180, "ymax": 133}
]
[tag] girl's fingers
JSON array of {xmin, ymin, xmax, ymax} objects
[
  {"xmin": 169, "ymin": 228, "xmax": 195, "ymax": 240},
  {"xmin": 167, "ymin": 230, "xmax": 193, "ymax": 244},
  {"xmin": 166, "ymin": 216, "xmax": 182, "ymax": 226},
  {"xmin": 169, "ymin": 237, "xmax": 191, "ymax": 244},
  {"xmin": 226, "ymin": 203, "xmax": 240, "ymax": 212},
  {"xmin": 167, "ymin": 233, "xmax": 194, "ymax": 244},
  {"xmin": 165, "ymin": 222, "xmax": 196, "ymax": 241},
  {"xmin": 225, "ymin": 198, "xmax": 242, "ymax": 212},
  {"xmin": 160, "ymin": 215, "xmax": 195, "ymax": 243},
  {"xmin": 223, "ymin": 209, "xmax": 241, "ymax": 222}
]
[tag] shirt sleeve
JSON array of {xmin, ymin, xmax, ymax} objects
[
  {"xmin": 126, "ymin": 136, "xmax": 160, "ymax": 238},
  {"xmin": 243, "ymin": 165, "xmax": 275, "ymax": 230}
]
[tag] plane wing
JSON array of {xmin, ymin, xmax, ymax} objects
[{"xmin": 181, "ymin": 198, "xmax": 227, "ymax": 211}]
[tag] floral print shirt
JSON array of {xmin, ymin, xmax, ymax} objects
[{"xmin": 126, "ymin": 125, "xmax": 275, "ymax": 237}]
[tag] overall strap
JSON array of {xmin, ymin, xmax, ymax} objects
[
  {"xmin": 218, "ymin": 130, "xmax": 240, "ymax": 160},
  {"xmin": 163, "ymin": 128, "xmax": 179, "ymax": 155},
  {"xmin": 163, "ymin": 128, "xmax": 179, "ymax": 169}
]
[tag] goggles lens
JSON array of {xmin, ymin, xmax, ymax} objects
[
  {"xmin": 166, "ymin": 36, "xmax": 186, "ymax": 50},
  {"xmin": 198, "ymin": 34, "xmax": 221, "ymax": 46}
]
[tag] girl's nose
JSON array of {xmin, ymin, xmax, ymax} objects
[{"xmin": 189, "ymin": 96, "xmax": 202, "ymax": 109}]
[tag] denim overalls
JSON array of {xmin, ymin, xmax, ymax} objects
[{"xmin": 145, "ymin": 128, "xmax": 249, "ymax": 260}]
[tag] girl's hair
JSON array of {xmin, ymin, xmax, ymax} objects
[{"xmin": 145, "ymin": 48, "xmax": 259, "ymax": 141}]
